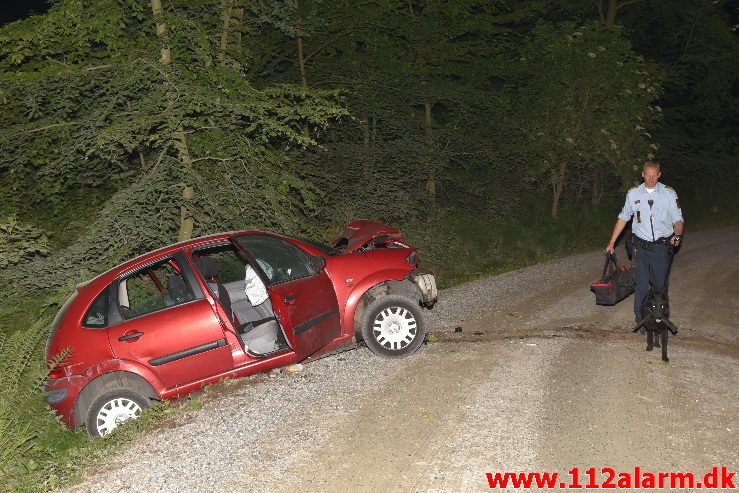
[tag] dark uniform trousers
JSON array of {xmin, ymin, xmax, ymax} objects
[{"xmin": 633, "ymin": 240, "xmax": 671, "ymax": 322}]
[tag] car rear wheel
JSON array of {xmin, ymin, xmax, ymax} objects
[
  {"xmin": 362, "ymin": 294, "xmax": 425, "ymax": 358},
  {"xmin": 86, "ymin": 388, "xmax": 150, "ymax": 437}
]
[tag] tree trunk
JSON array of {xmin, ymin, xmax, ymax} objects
[
  {"xmin": 596, "ymin": 0, "xmax": 639, "ymax": 27},
  {"xmin": 361, "ymin": 116, "xmax": 371, "ymax": 179},
  {"xmin": 591, "ymin": 168, "xmax": 603, "ymax": 205},
  {"xmin": 552, "ymin": 161, "xmax": 567, "ymax": 220},
  {"xmin": 424, "ymin": 100, "xmax": 436, "ymax": 202},
  {"xmin": 231, "ymin": 8, "xmax": 243, "ymax": 52},
  {"xmin": 128, "ymin": 101, "xmax": 146, "ymax": 167},
  {"xmin": 361, "ymin": 117, "xmax": 370, "ymax": 147},
  {"xmin": 219, "ymin": 0, "xmax": 232, "ymax": 65},
  {"xmin": 151, "ymin": 0, "xmax": 195, "ymax": 241},
  {"xmin": 150, "ymin": 0, "xmax": 170, "ymax": 64},
  {"xmin": 605, "ymin": 0, "xmax": 618, "ymax": 27},
  {"xmin": 174, "ymin": 129, "xmax": 195, "ymax": 242},
  {"xmin": 296, "ymin": 24, "xmax": 309, "ymax": 138},
  {"xmin": 178, "ymin": 185, "xmax": 194, "ymax": 242},
  {"xmin": 219, "ymin": 2, "xmax": 243, "ymax": 66},
  {"xmin": 296, "ymin": 36, "xmax": 308, "ymax": 91}
]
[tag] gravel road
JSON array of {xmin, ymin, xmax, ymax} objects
[{"xmin": 62, "ymin": 226, "xmax": 738, "ymax": 493}]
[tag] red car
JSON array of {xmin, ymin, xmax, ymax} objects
[{"xmin": 45, "ymin": 221, "xmax": 437, "ymax": 436}]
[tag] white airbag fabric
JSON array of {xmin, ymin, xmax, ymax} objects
[{"xmin": 244, "ymin": 265, "xmax": 268, "ymax": 306}]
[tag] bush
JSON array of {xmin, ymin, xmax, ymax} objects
[{"xmin": 0, "ymin": 216, "xmax": 49, "ymax": 270}]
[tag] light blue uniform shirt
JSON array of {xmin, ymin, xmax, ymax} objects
[{"xmin": 618, "ymin": 182, "xmax": 684, "ymax": 241}]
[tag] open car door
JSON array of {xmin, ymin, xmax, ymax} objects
[{"xmin": 233, "ymin": 234, "xmax": 340, "ymax": 360}]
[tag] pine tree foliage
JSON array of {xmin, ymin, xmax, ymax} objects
[
  {"xmin": 0, "ymin": 215, "xmax": 49, "ymax": 269},
  {"xmin": 0, "ymin": 0, "xmax": 347, "ymax": 294},
  {"xmin": 245, "ymin": 1, "xmax": 549, "ymax": 223}
]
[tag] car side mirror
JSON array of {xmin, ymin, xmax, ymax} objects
[{"xmin": 308, "ymin": 255, "xmax": 326, "ymax": 274}]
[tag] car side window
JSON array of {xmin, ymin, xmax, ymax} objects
[
  {"xmin": 119, "ymin": 259, "xmax": 194, "ymax": 319},
  {"xmin": 234, "ymin": 234, "xmax": 312, "ymax": 285},
  {"xmin": 83, "ymin": 289, "xmax": 109, "ymax": 328}
]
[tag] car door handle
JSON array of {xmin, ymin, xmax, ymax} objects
[
  {"xmin": 118, "ymin": 331, "xmax": 144, "ymax": 342},
  {"xmin": 284, "ymin": 294, "xmax": 297, "ymax": 303}
]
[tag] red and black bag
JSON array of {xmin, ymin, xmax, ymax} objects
[{"xmin": 590, "ymin": 253, "xmax": 635, "ymax": 306}]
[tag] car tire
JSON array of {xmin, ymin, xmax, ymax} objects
[
  {"xmin": 362, "ymin": 294, "xmax": 426, "ymax": 358},
  {"xmin": 85, "ymin": 388, "xmax": 150, "ymax": 437}
]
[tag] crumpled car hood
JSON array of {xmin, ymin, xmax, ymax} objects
[{"xmin": 332, "ymin": 220, "xmax": 404, "ymax": 253}]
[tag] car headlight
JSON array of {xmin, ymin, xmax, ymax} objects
[{"xmin": 405, "ymin": 252, "xmax": 419, "ymax": 268}]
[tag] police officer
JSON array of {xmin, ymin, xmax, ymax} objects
[{"xmin": 606, "ymin": 160, "xmax": 684, "ymax": 323}]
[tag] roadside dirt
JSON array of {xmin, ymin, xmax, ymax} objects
[
  {"xmin": 62, "ymin": 226, "xmax": 738, "ymax": 493},
  {"xmin": 271, "ymin": 226, "xmax": 739, "ymax": 492}
]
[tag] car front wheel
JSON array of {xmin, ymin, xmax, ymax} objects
[
  {"xmin": 85, "ymin": 388, "xmax": 150, "ymax": 437},
  {"xmin": 362, "ymin": 294, "xmax": 426, "ymax": 358}
]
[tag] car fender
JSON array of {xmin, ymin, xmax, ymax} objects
[
  {"xmin": 341, "ymin": 268, "xmax": 415, "ymax": 336},
  {"xmin": 72, "ymin": 360, "xmax": 164, "ymax": 427},
  {"xmin": 81, "ymin": 358, "xmax": 165, "ymax": 390}
]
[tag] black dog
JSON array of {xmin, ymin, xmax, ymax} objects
[{"xmin": 632, "ymin": 289, "xmax": 678, "ymax": 362}]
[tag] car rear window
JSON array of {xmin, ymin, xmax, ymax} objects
[{"xmin": 83, "ymin": 289, "xmax": 109, "ymax": 328}]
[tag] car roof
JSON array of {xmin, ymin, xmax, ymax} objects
[{"xmin": 87, "ymin": 230, "xmax": 282, "ymax": 285}]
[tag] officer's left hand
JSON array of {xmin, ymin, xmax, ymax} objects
[{"xmin": 670, "ymin": 235, "xmax": 682, "ymax": 246}]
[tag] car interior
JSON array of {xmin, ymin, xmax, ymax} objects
[
  {"xmin": 192, "ymin": 244, "xmax": 289, "ymax": 356},
  {"xmin": 117, "ymin": 259, "xmax": 196, "ymax": 320}
]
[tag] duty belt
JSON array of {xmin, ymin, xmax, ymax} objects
[{"xmin": 631, "ymin": 234, "xmax": 671, "ymax": 249}]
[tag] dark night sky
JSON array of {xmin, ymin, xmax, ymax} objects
[
  {"xmin": 1, "ymin": 0, "xmax": 737, "ymax": 26},
  {"xmin": 1, "ymin": 0, "xmax": 49, "ymax": 25}
]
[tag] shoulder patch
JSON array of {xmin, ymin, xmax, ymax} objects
[{"xmin": 665, "ymin": 185, "xmax": 674, "ymax": 191}]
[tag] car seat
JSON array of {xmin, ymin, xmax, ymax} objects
[
  {"xmin": 195, "ymin": 257, "xmax": 232, "ymax": 323},
  {"xmin": 164, "ymin": 275, "xmax": 191, "ymax": 306}
]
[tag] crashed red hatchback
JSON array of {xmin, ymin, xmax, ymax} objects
[{"xmin": 45, "ymin": 221, "xmax": 437, "ymax": 436}]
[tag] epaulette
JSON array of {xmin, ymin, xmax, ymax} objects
[{"xmin": 664, "ymin": 185, "xmax": 674, "ymax": 191}]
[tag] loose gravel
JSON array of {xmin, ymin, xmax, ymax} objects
[
  {"xmin": 424, "ymin": 251, "xmax": 600, "ymax": 331},
  {"xmin": 64, "ymin": 348, "xmax": 406, "ymax": 493},
  {"xmin": 60, "ymin": 226, "xmax": 739, "ymax": 493},
  {"xmin": 62, "ymin": 250, "xmax": 587, "ymax": 493}
]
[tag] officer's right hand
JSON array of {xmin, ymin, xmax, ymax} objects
[{"xmin": 605, "ymin": 244, "xmax": 615, "ymax": 254}]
